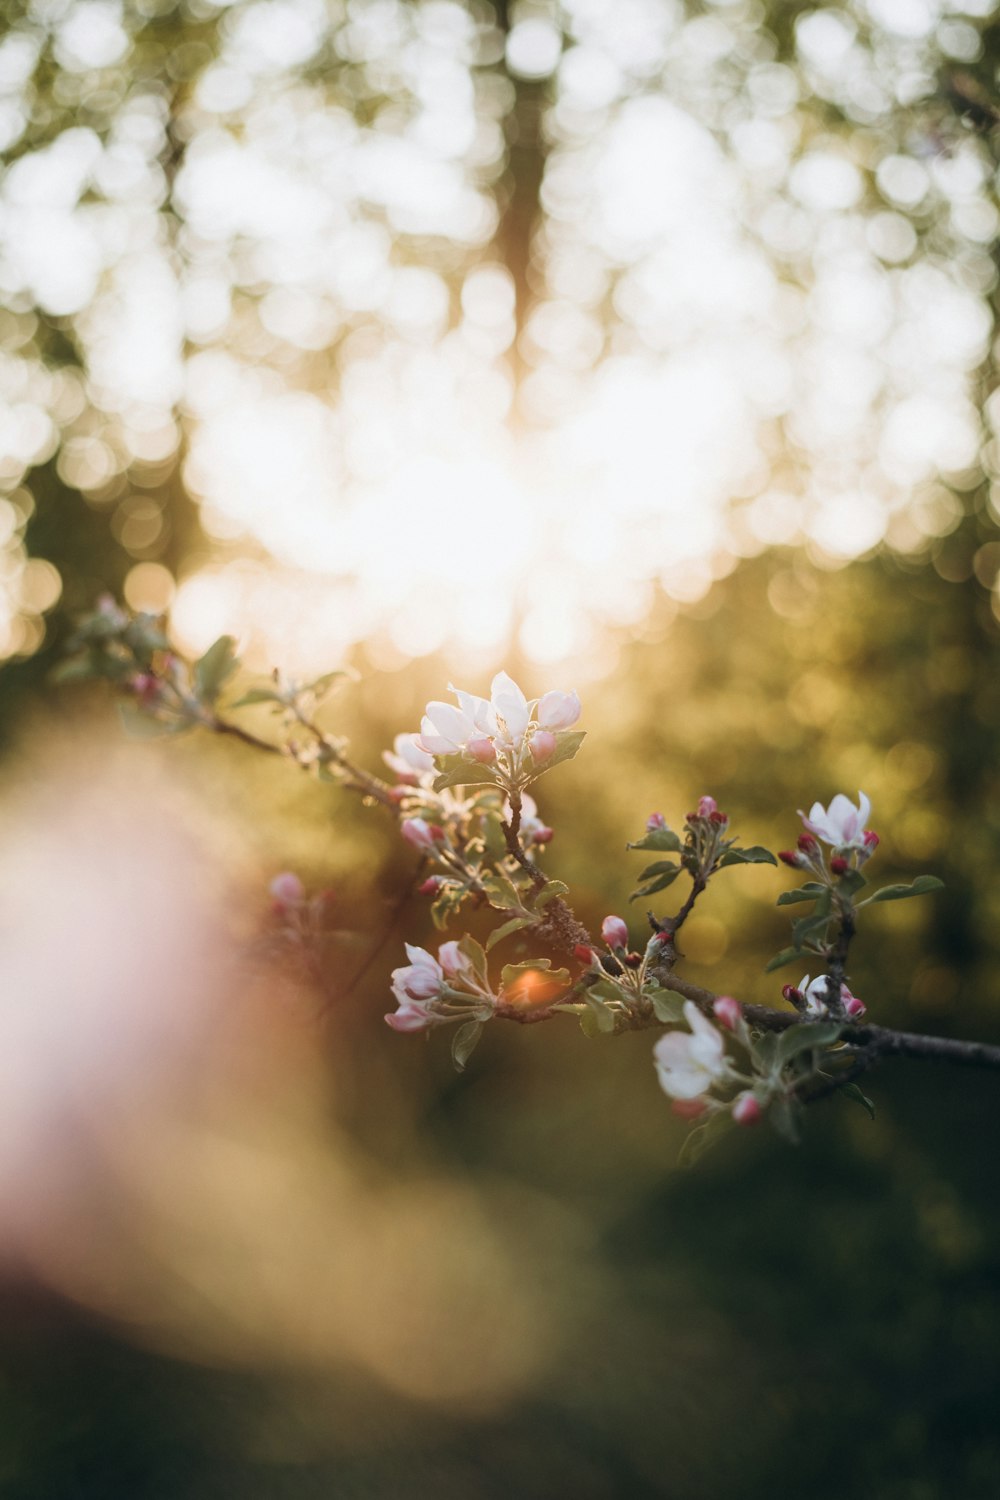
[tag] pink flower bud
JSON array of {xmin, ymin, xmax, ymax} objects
[
  {"xmin": 782, "ymin": 984, "xmax": 804, "ymax": 1008},
  {"xmin": 130, "ymin": 673, "xmax": 160, "ymax": 707},
  {"xmin": 732, "ymin": 1093, "xmax": 762, "ymax": 1126},
  {"xmin": 530, "ymin": 729, "xmax": 557, "ymax": 762},
  {"xmin": 601, "ymin": 915, "xmax": 629, "ymax": 949},
  {"xmin": 401, "ymin": 818, "xmax": 437, "ymax": 850},
  {"xmin": 697, "ymin": 796, "xmax": 718, "ymax": 818},
  {"xmin": 672, "ymin": 1098, "xmax": 708, "ymax": 1121},
  {"xmin": 713, "ymin": 996, "xmax": 741, "ymax": 1031},
  {"xmin": 438, "ymin": 941, "xmax": 467, "ymax": 978},
  {"xmin": 709, "ymin": 810, "xmax": 728, "ymax": 826},
  {"xmin": 385, "ymin": 1004, "xmax": 433, "ymax": 1032},
  {"xmin": 797, "ymin": 833, "xmax": 819, "ymax": 854},
  {"xmin": 863, "ymin": 830, "xmax": 879, "ymax": 850},
  {"xmin": 623, "ymin": 952, "xmax": 642, "ymax": 969},
  {"xmin": 830, "ymin": 856, "xmax": 849, "ymax": 876},
  {"xmin": 532, "ymin": 826, "xmax": 555, "ymax": 845},
  {"xmin": 536, "ymin": 689, "xmax": 581, "ymax": 730},
  {"xmin": 418, "ymin": 876, "xmax": 442, "ymax": 895},
  {"xmin": 466, "ymin": 736, "xmax": 497, "ymax": 764},
  {"xmin": 388, "ymin": 785, "xmax": 412, "ymax": 803},
  {"xmin": 844, "ymin": 992, "xmax": 866, "ymax": 1020},
  {"xmin": 647, "ymin": 812, "xmax": 666, "ymax": 830},
  {"xmin": 574, "ymin": 944, "xmax": 596, "ymax": 966},
  {"xmin": 779, "ymin": 850, "xmax": 803, "ymax": 868},
  {"xmin": 269, "ymin": 872, "xmax": 305, "ymax": 906}
]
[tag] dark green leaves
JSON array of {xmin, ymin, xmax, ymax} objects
[
  {"xmin": 451, "ymin": 1020, "xmax": 484, "ymax": 1072},
  {"xmin": 629, "ymin": 861, "xmax": 682, "ymax": 901},
  {"xmin": 776, "ymin": 882, "xmax": 828, "ymax": 906},
  {"xmin": 485, "ymin": 915, "xmax": 537, "ymax": 952},
  {"xmin": 862, "ymin": 875, "xmax": 944, "ymax": 904},
  {"xmin": 432, "ymin": 756, "xmax": 500, "ymax": 792},
  {"xmin": 840, "ymin": 1081, "xmax": 876, "ymax": 1120},
  {"xmin": 627, "ymin": 825, "xmax": 683, "ymax": 854},
  {"xmin": 718, "ymin": 845, "xmax": 777, "ymax": 867},
  {"xmin": 775, "ymin": 1021, "xmax": 843, "ymax": 1068}
]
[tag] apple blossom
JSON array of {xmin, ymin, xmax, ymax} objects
[
  {"xmin": 385, "ymin": 1001, "xmax": 435, "ymax": 1032},
  {"xmin": 799, "ymin": 792, "xmax": 872, "ymax": 850},
  {"xmin": 383, "ymin": 733, "xmax": 436, "ymax": 784},
  {"xmin": 653, "ymin": 1001, "xmax": 729, "ymax": 1100},
  {"xmin": 417, "ymin": 700, "xmax": 480, "ymax": 756},
  {"xmin": 800, "ymin": 974, "xmax": 865, "ymax": 1019},
  {"xmin": 467, "ymin": 736, "xmax": 498, "ymax": 764},
  {"xmin": 698, "ymin": 796, "xmax": 718, "ymax": 818},
  {"xmin": 530, "ymin": 730, "xmax": 557, "ymax": 762},
  {"xmin": 536, "ymin": 689, "xmax": 581, "ymax": 731},
  {"xmin": 392, "ymin": 944, "xmax": 444, "ymax": 1003},
  {"xmin": 713, "ymin": 996, "xmax": 742, "ymax": 1031},
  {"xmin": 601, "ymin": 915, "xmax": 629, "ymax": 950},
  {"xmin": 732, "ymin": 1093, "xmax": 762, "ymax": 1126},
  {"xmin": 400, "ymin": 817, "xmax": 443, "ymax": 850},
  {"xmin": 438, "ymin": 940, "xmax": 471, "ymax": 979},
  {"xmin": 269, "ymin": 872, "xmax": 305, "ymax": 907}
]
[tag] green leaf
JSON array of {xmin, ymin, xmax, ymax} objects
[
  {"xmin": 719, "ymin": 845, "xmax": 777, "ymax": 867},
  {"xmin": 630, "ymin": 866, "xmax": 683, "ymax": 901},
  {"xmin": 776, "ymin": 1021, "xmax": 844, "ymax": 1069},
  {"xmin": 306, "ymin": 669, "xmax": 353, "ymax": 699},
  {"xmin": 49, "ymin": 655, "xmax": 97, "ymax": 684},
  {"xmin": 627, "ymin": 826, "xmax": 683, "ymax": 854},
  {"xmin": 768, "ymin": 1097, "xmax": 801, "ymax": 1145},
  {"xmin": 231, "ymin": 688, "xmax": 284, "ymax": 708},
  {"xmin": 432, "ymin": 756, "xmax": 499, "ymax": 792},
  {"xmin": 118, "ymin": 704, "xmax": 189, "ymax": 739},
  {"xmin": 457, "ymin": 936, "xmax": 489, "ymax": 985},
  {"xmin": 530, "ymin": 729, "xmax": 586, "ymax": 779},
  {"xmin": 638, "ymin": 859, "xmax": 681, "ymax": 881},
  {"xmin": 193, "ymin": 635, "xmax": 239, "ymax": 703},
  {"xmin": 791, "ymin": 903, "xmax": 832, "ymax": 950},
  {"xmin": 500, "ymin": 958, "xmax": 570, "ymax": 990},
  {"xmin": 645, "ymin": 987, "xmax": 684, "ymax": 1024},
  {"xmin": 836, "ymin": 869, "xmax": 867, "ymax": 896},
  {"xmin": 840, "ymin": 1081, "xmax": 876, "ymax": 1120},
  {"xmin": 776, "ymin": 882, "xmax": 828, "ymax": 907},
  {"xmin": 764, "ymin": 946, "xmax": 803, "ymax": 974},
  {"xmin": 485, "ymin": 915, "xmax": 537, "ymax": 952},
  {"xmin": 533, "ymin": 879, "xmax": 569, "ymax": 908},
  {"xmin": 451, "ymin": 1020, "xmax": 484, "ymax": 1072},
  {"xmin": 863, "ymin": 876, "xmax": 945, "ymax": 904},
  {"xmin": 430, "ymin": 886, "xmax": 464, "ymax": 931},
  {"xmin": 579, "ymin": 996, "xmax": 616, "ymax": 1037}
]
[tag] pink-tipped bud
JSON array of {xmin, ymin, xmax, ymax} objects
[
  {"xmin": 797, "ymin": 833, "xmax": 819, "ymax": 854},
  {"xmin": 418, "ymin": 876, "xmax": 443, "ymax": 895},
  {"xmin": 830, "ymin": 855, "xmax": 849, "ymax": 875},
  {"xmin": 647, "ymin": 812, "xmax": 667, "ymax": 831},
  {"xmin": 574, "ymin": 944, "xmax": 596, "ymax": 966},
  {"xmin": 401, "ymin": 817, "xmax": 438, "ymax": 850},
  {"xmin": 844, "ymin": 992, "xmax": 866, "ymax": 1020},
  {"xmin": 388, "ymin": 784, "xmax": 412, "ymax": 803},
  {"xmin": 697, "ymin": 796, "xmax": 718, "ymax": 818},
  {"xmin": 709, "ymin": 810, "xmax": 728, "ymax": 826},
  {"xmin": 782, "ymin": 984, "xmax": 804, "ymax": 1009},
  {"xmin": 713, "ymin": 996, "xmax": 741, "ymax": 1031},
  {"xmin": 466, "ymin": 735, "xmax": 497, "ymax": 764},
  {"xmin": 269, "ymin": 872, "xmax": 305, "ymax": 907},
  {"xmin": 532, "ymin": 826, "xmax": 555, "ymax": 845},
  {"xmin": 437, "ymin": 940, "xmax": 467, "ymax": 978},
  {"xmin": 623, "ymin": 952, "xmax": 642, "ymax": 969},
  {"xmin": 779, "ymin": 850, "xmax": 803, "ymax": 868},
  {"xmin": 530, "ymin": 729, "xmax": 557, "ymax": 762},
  {"xmin": 601, "ymin": 915, "xmax": 629, "ymax": 950},
  {"xmin": 672, "ymin": 1098, "xmax": 708, "ymax": 1121},
  {"xmin": 130, "ymin": 673, "xmax": 160, "ymax": 707},
  {"xmin": 384, "ymin": 1004, "xmax": 433, "ymax": 1033},
  {"xmin": 863, "ymin": 830, "xmax": 879, "ymax": 850},
  {"xmin": 732, "ymin": 1093, "xmax": 762, "ymax": 1126}
]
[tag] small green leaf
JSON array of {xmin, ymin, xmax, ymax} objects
[
  {"xmin": 630, "ymin": 866, "xmax": 683, "ymax": 901},
  {"xmin": 627, "ymin": 826, "xmax": 683, "ymax": 854},
  {"xmin": 500, "ymin": 957, "xmax": 559, "ymax": 986},
  {"xmin": 840, "ymin": 1081, "xmax": 876, "ymax": 1120},
  {"xmin": 451, "ymin": 1020, "xmax": 484, "ymax": 1072},
  {"xmin": 764, "ymin": 946, "xmax": 803, "ymax": 974},
  {"xmin": 638, "ymin": 859, "xmax": 681, "ymax": 881},
  {"xmin": 533, "ymin": 879, "xmax": 569, "ymax": 908},
  {"xmin": 776, "ymin": 1021, "xmax": 844, "ymax": 1068},
  {"xmin": 836, "ymin": 869, "xmax": 867, "ymax": 896},
  {"xmin": 679, "ymin": 1108, "xmax": 734, "ymax": 1167},
  {"xmin": 579, "ymin": 996, "xmax": 616, "ymax": 1037},
  {"xmin": 193, "ymin": 635, "xmax": 239, "ymax": 703},
  {"xmin": 306, "ymin": 670, "xmax": 353, "ymax": 699},
  {"xmin": 231, "ymin": 688, "xmax": 284, "ymax": 708},
  {"xmin": 432, "ymin": 756, "xmax": 500, "ymax": 792},
  {"xmin": 791, "ymin": 906, "xmax": 831, "ymax": 950},
  {"xmin": 457, "ymin": 936, "xmax": 489, "ymax": 984},
  {"xmin": 480, "ymin": 871, "xmax": 524, "ymax": 909},
  {"xmin": 863, "ymin": 875, "xmax": 945, "ymax": 904},
  {"xmin": 530, "ymin": 729, "xmax": 586, "ymax": 778},
  {"xmin": 645, "ymin": 987, "xmax": 684, "ymax": 1024},
  {"xmin": 776, "ymin": 882, "xmax": 828, "ymax": 907},
  {"xmin": 768, "ymin": 1097, "xmax": 801, "ymax": 1144},
  {"xmin": 485, "ymin": 915, "xmax": 537, "ymax": 951},
  {"xmin": 719, "ymin": 845, "xmax": 777, "ymax": 867}
]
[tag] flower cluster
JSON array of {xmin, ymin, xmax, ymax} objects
[
  {"xmin": 416, "ymin": 671, "xmax": 581, "ymax": 786},
  {"xmin": 780, "ymin": 792, "xmax": 879, "ymax": 873},
  {"xmin": 653, "ymin": 1001, "xmax": 762, "ymax": 1126},
  {"xmin": 386, "ymin": 940, "xmax": 496, "ymax": 1031}
]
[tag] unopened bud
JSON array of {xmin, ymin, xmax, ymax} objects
[
  {"xmin": 418, "ymin": 876, "xmax": 442, "ymax": 895},
  {"xmin": 830, "ymin": 856, "xmax": 849, "ymax": 875},
  {"xmin": 782, "ymin": 984, "xmax": 805, "ymax": 1009},
  {"xmin": 269, "ymin": 872, "xmax": 305, "ymax": 907},
  {"xmin": 530, "ymin": 729, "xmax": 557, "ymax": 762},
  {"xmin": 130, "ymin": 673, "xmax": 160, "ymax": 707},
  {"xmin": 388, "ymin": 784, "xmax": 412, "ymax": 803},
  {"xmin": 732, "ymin": 1093, "xmax": 762, "ymax": 1126},
  {"xmin": 713, "ymin": 996, "xmax": 741, "ymax": 1031},
  {"xmin": 466, "ymin": 736, "xmax": 497, "ymax": 764},
  {"xmin": 400, "ymin": 817, "xmax": 439, "ymax": 850},
  {"xmin": 779, "ymin": 850, "xmax": 803, "ymax": 868},
  {"xmin": 623, "ymin": 952, "xmax": 642, "ymax": 969},
  {"xmin": 797, "ymin": 834, "xmax": 818, "ymax": 854},
  {"xmin": 844, "ymin": 992, "xmax": 866, "ymax": 1020},
  {"xmin": 863, "ymin": 830, "xmax": 879, "ymax": 850},
  {"xmin": 697, "ymin": 796, "xmax": 718, "ymax": 818},
  {"xmin": 709, "ymin": 810, "xmax": 728, "ymax": 825},
  {"xmin": 646, "ymin": 812, "xmax": 667, "ymax": 831},
  {"xmin": 601, "ymin": 915, "xmax": 629, "ymax": 949},
  {"xmin": 574, "ymin": 944, "xmax": 596, "ymax": 966},
  {"xmin": 532, "ymin": 826, "xmax": 555, "ymax": 845},
  {"xmin": 672, "ymin": 1098, "xmax": 708, "ymax": 1121}
]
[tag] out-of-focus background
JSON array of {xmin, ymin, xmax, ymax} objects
[{"xmin": 2, "ymin": 0, "xmax": 1000, "ymax": 1495}]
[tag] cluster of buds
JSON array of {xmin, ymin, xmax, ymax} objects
[
  {"xmin": 779, "ymin": 792, "xmax": 879, "ymax": 872},
  {"xmin": 415, "ymin": 671, "xmax": 581, "ymax": 787},
  {"xmin": 653, "ymin": 1000, "xmax": 762, "ymax": 1127},
  {"xmin": 783, "ymin": 975, "xmax": 866, "ymax": 1021},
  {"xmin": 386, "ymin": 940, "xmax": 497, "ymax": 1032}
]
